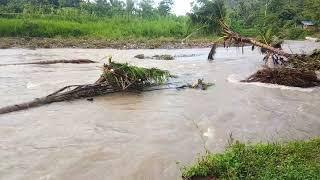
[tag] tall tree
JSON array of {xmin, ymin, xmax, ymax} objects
[
  {"xmin": 189, "ymin": 0, "xmax": 227, "ymax": 33},
  {"xmin": 59, "ymin": 0, "xmax": 80, "ymax": 7},
  {"xmin": 126, "ymin": 0, "xmax": 135, "ymax": 15},
  {"xmin": 139, "ymin": 0, "xmax": 154, "ymax": 18},
  {"xmin": 303, "ymin": 0, "xmax": 320, "ymax": 23},
  {"xmin": 0, "ymin": 0, "xmax": 8, "ymax": 5},
  {"xmin": 157, "ymin": 0, "xmax": 173, "ymax": 16}
]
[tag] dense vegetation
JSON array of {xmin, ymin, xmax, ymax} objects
[
  {"xmin": 183, "ymin": 138, "xmax": 320, "ymax": 179},
  {"xmin": 190, "ymin": 0, "xmax": 319, "ymax": 40},
  {"xmin": 0, "ymin": 0, "xmax": 318, "ymax": 40},
  {"xmin": 0, "ymin": 0, "xmax": 192, "ymax": 39}
]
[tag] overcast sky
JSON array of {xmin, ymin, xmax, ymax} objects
[
  {"xmin": 171, "ymin": 0, "xmax": 193, "ymax": 15},
  {"xmin": 138, "ymin": 0, "xmax": 194, "ymax": 16}
]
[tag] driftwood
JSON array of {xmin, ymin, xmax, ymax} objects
[
  {"xmin": 0, "ymin": 59, "xmax": 96, "ymax": 66},
  {"xmin": 0, "ymin": 84, "xmax": 118, "ymax": 114}
]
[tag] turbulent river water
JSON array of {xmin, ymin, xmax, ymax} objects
[{"xmin": 0, "ymin": 41, "xmax": 320, "ymax": 180}]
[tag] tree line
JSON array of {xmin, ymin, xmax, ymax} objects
[
  {"xmin": 0, "ymin": 0, "xmax": 175, "ymax": 18},
  {"xmin": 189, "ymin": 0, "xmax": 319, "ymax": 39},
  {"xmin": 0, "ymin": 0, "xmax": 318, "ymax": 39}
]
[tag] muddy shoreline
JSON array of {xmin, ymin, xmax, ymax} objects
[{"xmin": 0, "ymin": 37, "xmax": 218, "ymax": 49}]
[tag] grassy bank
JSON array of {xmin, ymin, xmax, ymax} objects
[
  {"xmin": 0, "ymin": 16, "xmax": 191, "ymax": 39},
  {"xmin": 183, "ymin": 138, "xmax": 320, "ymax": 180}
]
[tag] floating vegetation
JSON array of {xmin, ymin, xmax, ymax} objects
[
  {"xmin": 96, "ymin": 61, "xmax": 171, "ymax": 90},
  {"xmin": 134, "ymin": 54, "xmax": 174, "ymax": 60}
]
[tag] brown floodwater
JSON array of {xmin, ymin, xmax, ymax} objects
[{"xmin": 0, "ymin": 41, "xmax": 320, "ymax": 180}]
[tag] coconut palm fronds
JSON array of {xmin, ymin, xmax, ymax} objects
[
  {"xmin": 218, "ymin": 20, "xmax": 290, "ymax": 58},
  {"xmin": 99, "ymin": 62, "xmax": 171, "ymax": 90}
]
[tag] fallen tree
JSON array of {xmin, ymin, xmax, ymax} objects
[
  {"xmin": 0, "ymin": 59, "xmax": 212, "ymax": 115},
  {"xmin": 217, "ymin": 21, "xmax": 320, "ymax": 88},
  {"xmin": 0, "ymin": 60, "xmax": 171, "ymax": 114}
]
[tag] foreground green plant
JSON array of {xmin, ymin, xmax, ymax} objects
[{"xmin": 183, "ymin": 138, "xmax": 320, "ymax": 180}]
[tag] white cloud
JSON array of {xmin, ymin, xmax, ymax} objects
[
  {"xmin": 150, "ymin": 0, "xmax": 194, "ymax": 15},
  {"xmin": 173, "ymin": 0, "xmax": 193, "ymax": 15}
]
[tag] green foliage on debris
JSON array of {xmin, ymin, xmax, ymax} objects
[{"xmin": 101, "ymin": 61, "xmax": 171, "ymax": 90}]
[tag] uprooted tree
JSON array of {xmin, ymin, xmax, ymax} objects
[
  {"xmin": 0, "ymin": 58, "xmax": 213, "ymax": 115},
  {"xmin": 216, "ymin": 21, "xmax": 320, "ymax": 88}
]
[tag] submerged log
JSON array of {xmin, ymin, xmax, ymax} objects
[
  {"xmin": 0, "ymin": 84, "xmax": 117, "ymax": 114},
  {"xmin": 0, "ymin": 59, "xmax": 96, "ymax": 66}
]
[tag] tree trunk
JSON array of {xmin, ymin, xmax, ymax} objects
[
  {"xmin": 220, "ymin": 21, "xmax": 292, "ymax": 58},
  {"xmin": 0, "ymin": 59, "xmax": 96, "ymax": 66},
  {"xmin": 0, "ymin": 84, "xmax": 117, "ymax": 115}
]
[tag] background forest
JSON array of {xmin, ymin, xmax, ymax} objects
[{"xmin": 0, "ymin": 0, "xmax": 318, "ymax": 40}]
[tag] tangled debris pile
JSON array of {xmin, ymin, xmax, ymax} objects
[
  {"xmin": 218, "ymin": 21, "xmax": 320, "ymax": 88},
  {"xmin": 243, "ymin": 50, "xmax": 320, "ymax": 87},
  {"xmin": 243, "ymin": 67, "xmax": 320, "ymax": 88}
]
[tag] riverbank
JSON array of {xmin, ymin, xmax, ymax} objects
[
  {"xmin": 182, "ymin": 138, "xmax": 320, "ymax": 180},
  {"xmin": 0, "ymin": 37, "xmax": 217, "ymax": 49}
]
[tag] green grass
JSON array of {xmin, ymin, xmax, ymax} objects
[
  {"xmin": 183, "ymin": 138, "xmax": 320, "ymax": 180},
  {"xmin": 0, "ymin": 16, "xmax": 190, "ymax": 39}
]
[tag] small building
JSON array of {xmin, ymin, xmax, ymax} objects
[{"xmin": 301, "ymin": 20, "xmax": 315, "ymax": 30}]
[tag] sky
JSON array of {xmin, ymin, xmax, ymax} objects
[
  {"xmin": 141, "ymin": 0, "xmax": 194, "ymax": 16},
  {"xmin": 172, "ymin": 0, "xmax": 193, "ymax": 15}
]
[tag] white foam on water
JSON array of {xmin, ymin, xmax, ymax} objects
[
  {"xmin": 227, "ymin": 74, "xmax": 316, "ymax": 92},
  {"xmin": 203, "ymin": 128, "xmax": 214, "ymax": 138},
  {"xmin": 26, "ymin": 82, "xmax": 39, "ymax": 89}
]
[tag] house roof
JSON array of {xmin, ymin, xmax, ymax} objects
[{"xmin": 301, "ymin": 21, "xmax": 314, "ymax": 26}]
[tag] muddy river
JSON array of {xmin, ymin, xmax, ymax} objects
[{"xmin": 0, "ymin": 41, "xmax": 320, "ymax": 180}]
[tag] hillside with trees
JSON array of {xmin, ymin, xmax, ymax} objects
[{"xmin": 0, "ymin": 0, "xmax": 318, "ymax": 41}]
